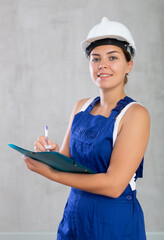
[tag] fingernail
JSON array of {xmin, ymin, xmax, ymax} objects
[
  {"xmin": 22, "ymin": 155, "xmax": 27, "ymax": 160},
  {"xmin": 44, "ymin": 145, "xmax": 52, "ymax": 150}
]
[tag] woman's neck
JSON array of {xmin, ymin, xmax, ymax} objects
[{"xmin": 99, "ymin": 89, "xmax": 126, "ymax": 109}]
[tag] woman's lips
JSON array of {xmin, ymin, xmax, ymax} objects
[{"xmin": 98, "ymin": 73, "xmax": 113, "ymax": 78}]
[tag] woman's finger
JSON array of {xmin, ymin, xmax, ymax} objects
[
  {"xmin": 47, "ymin": 139, "xmax": 59, "ymax": 152},
  {"xmin": 22, "ymin": 155, "xmax": 36, "ymax": 171},
  {"xmin": 34, "ymin": 139, "xmax": 46, "ymax": 152},
  {"xmin": 34, "ymin": 136, "xmax": 59, "ymax": 152}
]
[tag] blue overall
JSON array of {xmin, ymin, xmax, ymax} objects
[{"xmin": 57, "ymin": 96, "xmax": 146, "ymax": 240}]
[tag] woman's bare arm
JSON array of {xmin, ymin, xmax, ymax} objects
[{"xmin": 25, "ymin": 103, "xmax": 150, "ymax": 198}]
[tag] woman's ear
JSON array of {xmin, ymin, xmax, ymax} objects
[{"xmin": 127, "ymin": 59, "xmax": 133, "ymax": 74}]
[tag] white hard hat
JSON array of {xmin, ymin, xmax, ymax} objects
[{"xmin": 81, "ymin": 17, "xmax": 136, "ymax": 59}]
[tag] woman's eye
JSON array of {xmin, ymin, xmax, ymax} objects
[
  {"xmin": 109, "ymin": 56, "xmax": 118, "ymax": 61},
  {"xmin": 92, "ymin": 58, "xmax": 100, "ymax": 62}
]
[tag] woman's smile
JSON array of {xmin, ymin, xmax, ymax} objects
[{"xmin": 97, "ymin": 73, "xmax": 113, "ymax": 79}]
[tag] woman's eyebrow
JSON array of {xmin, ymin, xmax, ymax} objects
[
  {"xmin": 91, "ymin": 51, "xmax": 121, "ymax": 56},
  {"xmin": 90, "ymin": 53, "xmax": 100, "ymax": 56},
  {"xmin": 107, "ymin": 51, "xmax": 120, "ymax": 55}
]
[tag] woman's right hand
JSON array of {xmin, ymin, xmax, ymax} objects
[{"xmin": 34, "ymin": 136, "xmax": 59, "ymax": 152}]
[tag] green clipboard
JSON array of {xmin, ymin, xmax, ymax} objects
[{"xmin": 8, "ymin": 144, "xmax": 95, "ymax": 174}]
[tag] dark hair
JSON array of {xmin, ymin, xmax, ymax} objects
[{"xmin": 122, "ymin": 49, "xmax": 131, "ymax": 62}]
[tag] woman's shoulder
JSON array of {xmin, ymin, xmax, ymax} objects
[
  {"xmin": 123, "ymin": 101, "xmax": 150, "ymax": 127},
  {"xmin": 128, "ymin": 102, "xmax": 149, "ymax": 116},
  {"xmin": 72, "ymin": 98, "xmax": 92, "ymax": 115}
]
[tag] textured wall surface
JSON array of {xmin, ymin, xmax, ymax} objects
[{"xmin": 0, "ymin": 0, "xmax": 163, "ymax": 234}]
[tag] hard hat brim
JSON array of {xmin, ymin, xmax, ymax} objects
[{"xmin": 81, "ymin": 35, "xmax": 136, "ymax": 59}]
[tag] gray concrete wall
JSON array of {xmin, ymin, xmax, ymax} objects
[{"xmin": 0, "ymin": 0, "xmax": 163, "ymax": 235}]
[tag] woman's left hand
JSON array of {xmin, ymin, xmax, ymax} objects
[{"xmin": 23, "ymin": 155, "xmax": 57, "ymax": 179}]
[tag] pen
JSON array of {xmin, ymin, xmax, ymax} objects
[{"xmin": 45, "ymin": 125, "xmax": 49, "ymax": 151}]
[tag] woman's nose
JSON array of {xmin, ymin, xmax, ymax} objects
[{"xmin": 99, "ymin": 60, "xmax": 108, "ymax": 69}]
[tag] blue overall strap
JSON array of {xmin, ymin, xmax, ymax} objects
[
  {"xmin": 84, "ymin": 96, "xmax": 100, "ymax": 113},
  {"xmin": 111, "ymin": 96, "xmax": 135, "ymax": 118},
  {"xmin": 136, "ymin": 159, "xmax": 144, "ymax": 178}
]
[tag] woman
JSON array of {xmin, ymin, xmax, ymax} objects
[{"xmin": 24, "ymin": 17, "xmax": 150, "ymax": 239}]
